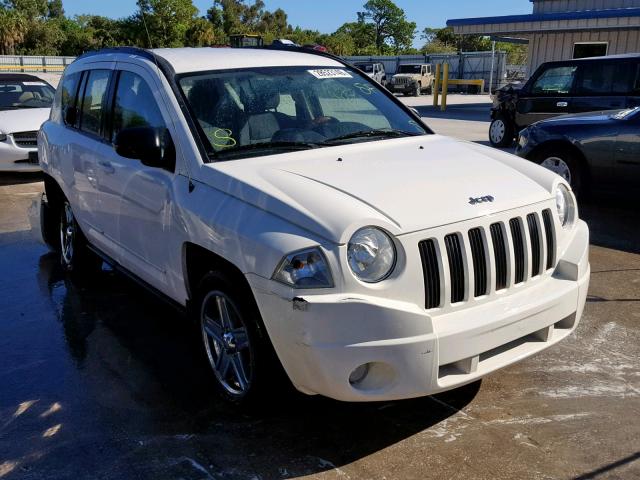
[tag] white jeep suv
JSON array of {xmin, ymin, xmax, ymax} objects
[{"xmin": 38, "ymin": 47, "xmax": 590, "ymax": 403}]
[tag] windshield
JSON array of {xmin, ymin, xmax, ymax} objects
[
  {"xmin": 0, "ymin": 79, "xmax": 55, "ymax": 110},
  {"xmin": 355, "ymin": 63, "xmax": 374, "ymax": 73},
  {"xmin": 179, "ymin": 65, "xmax": 428, "ymax": 160},
  {"xmin": 397, "ymin": 65, "xmax": 421, "ymax": 74},
  {"xmin": 611, "ymin": 107, "xmax": 640, "ymax": 120}
]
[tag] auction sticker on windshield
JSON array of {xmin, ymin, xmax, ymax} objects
[{"xmin": 308, "ymin": 69, "xmax": 352, "ymax": 79}]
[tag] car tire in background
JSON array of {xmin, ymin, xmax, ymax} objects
[
  {"xmin": 195, "ymin": 271, "xmax": 284, "ymax": 405},
  {"xmin": 489, "ymin": 113, "xmax": 515, "ymax": 147},
  {"xmin": 532, "ymin": 146, "xmax": 585, "ymax": 198},
  {"xmin": 413, "ymin": 83, "xmax": 421, "ymax": 97}
]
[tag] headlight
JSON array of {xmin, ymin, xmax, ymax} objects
[
  {"xmin": 347, "ymin": 227, "xmax": 396, "ymax": 283},
  {"xmin": 272, "ymin": 247, "xmax": 333, "ymax": 288},
  {"xmin": 555, "ymin": 184, "xmax": 576, "ymax": 228}
]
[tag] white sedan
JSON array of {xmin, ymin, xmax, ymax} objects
[{"xmin": 0, "ymin": 73, "xmax": 54, "ymax": 172}]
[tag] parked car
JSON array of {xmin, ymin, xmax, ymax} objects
[
  {"xmin": 389, "ymin": 64, "xmax": 433, "ymax": 96},
  {"xmin": 354, "ymin": 62, "xmax": 386, "ymax": 85},
  {"xmin": 490, "ymin": 53, "xmax": 640, "ymax": 147},
  {"xmin": 0, "ymin": 73, "xmax": 55, "ymax": 172},
  {"xmin": 516, "ymin": 107, "xmax": 640, "ymax": 197},
  {"xmin": 39, "ymin": 47, "xmax": 589, "ymax": 404}
]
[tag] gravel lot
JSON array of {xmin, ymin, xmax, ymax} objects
[{"xmin": 0, "ymin": 95, "xmax": 638, "ymax": 480}]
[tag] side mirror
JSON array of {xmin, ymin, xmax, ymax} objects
[
  {"xmin": 64, "ymin": 106, "xmax": 77, "ymax": 126},
  {"xmin": 114, "ymin": 126, "xmax": 176, "ymax": 171}
]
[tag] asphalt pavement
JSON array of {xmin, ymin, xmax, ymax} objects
[{"xmin": 0, "ymin": 96, "xmax": 638, "ymax": 480}]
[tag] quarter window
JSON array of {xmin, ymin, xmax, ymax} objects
[
  {"xmin": 79, "ymin": 69, "xmax": 110, "ymax": 136},
  {"xmin": 60, "ymin": 72, "xmax": 80, "ymax": 124},
  {"xmin": 111, "ymin": 71, "xmax": 166, "ymax": 142},
  {"xmin": 531, "ymin": 66, "xmax": 577, "ymax": 95},
  {"xmin": 577, "ymin": 62, "xmax": 637, "ymax": 95}
]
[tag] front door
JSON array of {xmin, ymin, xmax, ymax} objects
[
  {"xmin": 515, "ymin": 64, "xmax": 577, "ymax": 128},
  {"xmin": 102, "ymin": 65, "xmax": 179, "ymax": 292},
  {"xmin": 614, "ymin": 111, "xmax": 640, "ymax": 191}
]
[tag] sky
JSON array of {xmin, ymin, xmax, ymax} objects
[{"xmin": 62, "ymin": 0, "xmax": 531, "ymax": 39}]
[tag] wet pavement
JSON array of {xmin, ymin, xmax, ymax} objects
[{"xmin": 0, "ymin": 173, "xmax": 639, "ymax": 480}]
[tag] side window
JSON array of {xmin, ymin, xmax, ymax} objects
[
  {"xmin": 79, "ymin": 69, "xmax": 110, "ymax": 137},
  {"xmin": 531, "ymin": 65, "xmax": 577, "ymax": 95},
  {"xmin": 633, "ymin": 63, "xmax": 640, "ymax": 94},
  {"xmin": 59, "ymin": 72, "xmax": 80, "ymax": 125},
  {"xmin": 577, "ymin": 62, "xmax": 636, "ymax": 95},
  {"xmin": 421, "ymin": 66, "xmax": 426, "ymax": 75},
  {"xmin": 111, "ymin": 71, "xmax": 166, "ymax": 142}
]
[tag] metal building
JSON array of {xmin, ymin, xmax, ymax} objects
[{"xmin": 447, "ymin": 0, "xmax": 640, "ymax": 75}]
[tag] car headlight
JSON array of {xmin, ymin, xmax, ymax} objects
[
  {"xmin": 347, "ymin": 227, "xmax": 396, "ymax": 283},
  {"xmin": 272, "ymin": 247, "xmax": 333, "ymax": 288},
  {"xmin": 555, "ymin": 184, "xmax": 576, "ymax": 228}
]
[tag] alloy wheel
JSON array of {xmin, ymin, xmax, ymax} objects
[{"xmin": 200, "ymin": 290, "xmax": 252, "ymax": 397}]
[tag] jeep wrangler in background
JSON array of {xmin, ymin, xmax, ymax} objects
[{"xmin": 389, "ymin": 63, "xmax": 433, "ymax": 96}]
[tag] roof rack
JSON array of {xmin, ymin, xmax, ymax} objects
[
  {"xmin": 243, "ymin": 44, "xmax": 352, "ymax": 66},
  {"xmin": 75, "ymin": 46, "xmax": 156, "ymax": 62}
]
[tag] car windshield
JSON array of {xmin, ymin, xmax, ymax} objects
[
  {"xmin": 0, "ymin": 79, "xmax": 55, "ymax": 110},
  {"xmin": 611, "ymin": 107, "xmax": 640, "ymax": 120},
  {"xmin": 397, "ymin": 65, "xmax": 421, "ymax": 74},
  {"xmin": 179, "ymin": 65, "xmax": 428, "ymax": 160},
  {"xmin": 355, "ymin": 63, "xmax": 374, "ymax": 73}
]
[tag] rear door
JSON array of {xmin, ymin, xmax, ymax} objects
[
  {"xmin": 515, "ymin": 63, "xmax": 577, "ymax": 127},
  {"xmin": 72, "ymin": 66, "xmax": 118, "ymax": 256},
  {"xmin": 572, "ymin": 60, "xmax": 633, "ymax": 113}
]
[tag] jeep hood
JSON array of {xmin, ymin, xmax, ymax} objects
[
  {"xmin": 0, "ymin": 107, "xmax": 49, "ymax": 134},
  {"xmin": 202, "ymin": 135, "xmax": 558, "ymax": 244}
]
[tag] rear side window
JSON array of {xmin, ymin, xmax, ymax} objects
[
  {"xmin": 111, "ymin": 71, "xmax": 166, "ymax": 142},
  {"xmin": 60, "ymin": 72, "xmax": 80, "ymax": 125},
  {"xmin": 79, "ymin": 69, "xmax": 110, "ymax": 137},
  {"xmin": 531, "ymin": 65, "xmax": 577, "ymax": 95},
  {"xmin": 577, "ymin": 62, "xmax": 637, "ymax": 95}
]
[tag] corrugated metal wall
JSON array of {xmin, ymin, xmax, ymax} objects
[
  {"xmin": 533, "ymin": 0, "xmax": 640, "ymax": 14},
  {"xmin": 528, "ymin": 29, "xmax": 640, "ymax": 71}
]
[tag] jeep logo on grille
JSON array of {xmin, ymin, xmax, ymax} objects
[{"xmin": 469, "ymin": 195, "xmax": 494, "ymax": 205}]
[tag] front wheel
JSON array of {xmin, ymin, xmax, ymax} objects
[
  {"xmin": 489, "ymin": 113, "xmax": 515, "ymax": 147},
  {"xmin": 413, "ymin": 83, "xmax": 421, "ymax": 97},
  {"xmin": 533, "ymin": 147, "xmax": 585, "ymax": 198},
  {"xmin": 196, "ymin": 272, "xmax": 281, "ymax": 404}
]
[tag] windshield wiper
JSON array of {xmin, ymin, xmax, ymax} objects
[
  {"xmin": 322, "ymin": 129, "xmax": 419, "ymax": 144},
  {"xmin": 212, "ymin": 141, "xmax": 320, "ymax": 159}
]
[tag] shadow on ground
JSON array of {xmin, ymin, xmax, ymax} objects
[{"xmin": 0, "ymin": 172, "xmax": 42, "ymax": 187}]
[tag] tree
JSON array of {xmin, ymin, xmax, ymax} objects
[
  {"xmin": 334, "ymin": 21, "xmax": 376, "ymax": 55},
  {"xmin": 186, "ymin": 16, "xmax": 215, "ymax": 46},
  {"xmin": 0, "ymin": 8, "xmax": 27, "ymax": 54},
  {"xmin": 47, "ymin": 0, "xmax": 63, "ymax": 19},
  {"xmin": 358, "ymin": 0, "xmax": 415, "ymax": 54},
  {"xmin": 136, "ymin": 0, "xmax": 197, "ymax": 48},
  {"xmin": 3, "ymin": 0, "xmax": 47, "ymax": 18},
  {"xmin": 421, "ymin": 27, "xmax": 489, "ymax": 53}
]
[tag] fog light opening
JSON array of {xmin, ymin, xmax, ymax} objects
[{"xmin": 349, "ymin": 363, "xmax": 370, "ymax": 386}]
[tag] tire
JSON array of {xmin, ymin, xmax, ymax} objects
[
  {"xmin": 40, "ymin": 193, "xmax": 60, "ymax": 252},
  {"xmin": 532, "ymin": 146, "xmax": 585, "ymax": 198},
  {"xmin": 59, "ymin": 200, "xmax": 102, "ymax": 275},
  {"xmin": 413, "ymin": 83, "xmax": 421, "ymax": 97},
  {"xmin": 489, "ymin": 113, "xmax": 515, "ymax": 147},
  {"xmin": 195, "ymin": 271, "xmax": 281, "ymax": 405}
]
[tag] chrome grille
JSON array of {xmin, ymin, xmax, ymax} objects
[
  {"xmin": 12, "ymin": 131, "xmax": 37, "ymax": 148},
  {"xmin": 419, "ymin": 208, "xmax": 556, "ymax": 310}
]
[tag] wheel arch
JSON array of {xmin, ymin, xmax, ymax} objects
[
  {"xmin": 182, "ymin": 242, "xmax": 255, "ymax": 307},
  {"xmin": 527, "ymin": 139, "xmax": 591, "ymax": 180}
]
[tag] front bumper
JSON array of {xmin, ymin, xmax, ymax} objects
[
  {"xmin": 248, "ymin": 220, "xmax": 590, "ymax": 402},
  {"xmin": 0, "ymin": 139, "xmax": 39, "ymax": 172},
  {"xmin": 389, "ymin": 82, "xmax": 416, "ymax": 94}
]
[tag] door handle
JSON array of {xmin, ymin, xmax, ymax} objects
[
  {"xmin": 557, "ymin": 101, "xmax": 568, "ymax": 107},
  {"xmin": 98, "ymin": 160, "xmax": 115, "ymax": 174}
]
